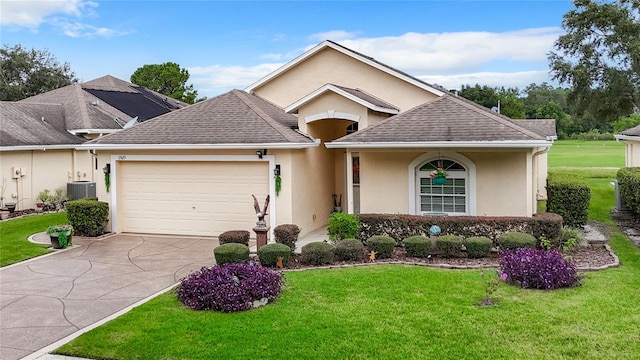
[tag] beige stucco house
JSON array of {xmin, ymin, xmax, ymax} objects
[
  {"xmin": 615, "ymin": 124, "xmax": 640, "ymax": 167},
  {"xmin": 76, "ymin": 40, "xmax": 555, "ymax": 238},
  {"xmin": 0, "ymin": 76, "xmax": 187, "ymax": 211}
]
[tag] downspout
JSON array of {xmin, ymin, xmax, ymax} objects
[{"xmin": 532, "ymin": 146, "xmax": 551, "ymax": 214}]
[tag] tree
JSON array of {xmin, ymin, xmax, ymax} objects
[
  {"xmin": 0, "ymin": 44, "xmax": 76, "ymax": 101},
  {"xmin": 457, "ymin": 84, "xmax": 525, "ymax": 118},
  {"xmin": 549, "ymin": 0, "xmax": 640, "ymax": 123},
  {"xmin": 130, "ymin": 62, "xmax": 199, "ymax": 104}
]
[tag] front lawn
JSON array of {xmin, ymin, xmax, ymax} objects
[
  {"xmin": 0, "ymin": 212, "xmax": 68, "ymax": 267},
  {"xmin": 56, "ymin": 233, "xmax": 640, "ymax": 360}
]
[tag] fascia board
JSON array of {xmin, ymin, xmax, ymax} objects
[
  {"xmin": 0, "ymin": 145, "xmax": 78, "ymax": 151},
  {"xmin": 75, "ymin": 139, "xmax": 321, "ymax": 151},
  {"xmin": 324, "ymin": 140, "xmax": 553, "ymax": 149}
]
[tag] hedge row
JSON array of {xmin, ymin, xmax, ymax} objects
[
  {"xmin": 618, "ymin": 167, "xmax": 640, "ymax": 215},
  {"xmin": 546, "ymin": 173, "xmax": 590, "ymax": 227},
  {"xmin": 358, "ymin": 213, "xmax": 562, "ymax": 245}
]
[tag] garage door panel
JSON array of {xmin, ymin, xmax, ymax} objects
[{"xmin": 119, "ymin": 161, "xmax": 268, "ymax": 236}]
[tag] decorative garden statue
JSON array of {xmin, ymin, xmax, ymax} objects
[{"xmin": 252, "ymin": 194, "xmax": 270, "ymax": 227}]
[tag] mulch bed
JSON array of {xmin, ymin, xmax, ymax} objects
[{"xmin": 276, "ymin": 242, "xmax": 618, "ymax": 272}]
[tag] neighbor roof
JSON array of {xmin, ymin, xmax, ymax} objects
[
  {"xmin": 19, "ymin": 75, "xmax": 188, "ymax": 134},
  {"xmin": 80, "ymin": 90, "xmax": 318, "ymax": 150},
  {"xmin": 285, "ymin": 84, "xmax": 399, "ymax": 115},
  {"xmin": 326, "ymin": 94, "xmax": 553, "ymax": 148},
  {"xmin": 0, "ymin": 102, "xmax": 85, "ymax": 149},
  {"xmin": 617, "ymin": 124, "xmax": 640, "ymax": 137},
  {"xmin": 246, "ymin": 40, "xmax": 445, "ymax": 97}
]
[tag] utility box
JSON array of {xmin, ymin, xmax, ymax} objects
[
  {"xmin": 613, "ymin": 180, "xmax": 629, "ymax": 211},
  {"xmin": 67, "ymin": 181, "xmax": 96, "ymax": 200}
]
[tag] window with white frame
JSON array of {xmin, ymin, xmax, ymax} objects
[{"xmin": 417, "ymin": 159, "xmax": 468, "ymax": 214}]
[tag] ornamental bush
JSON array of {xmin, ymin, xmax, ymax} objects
[
  {"xmin": 465, "ymin": 236, "xmax": 493, "ymax": 258},
  {"xmin": 214, "ymin": 243, "xmax": 249, "ymax": 266},
  {"xmin": 327, "ymin": 213, "xmax": 360, "ymax": 242},
  {"xmin": 436, "ymin": 235, "xmax": 463, "ymax": 258},
  {"xmin": 219, "ymin": 230, "xmax": 250, "ymax": 246},
  {"xmin": 175, "ymin": 263, "xmax": 283, "ymax": 312},
  {"xmin": 257, "ymin": 243, "xmax": 291, "ymax": 267},
  {"xmin": 366, "ymin": 235, "xmax": 395, "ymax": 259},
  {"xmin": 403, "ymin": 235, "xmax": 430, "ymax": 258},
  {"xmin": 617, "ymin": 167, "xmax": 640, "ymax": 215},
  {"xmin": 498, "ymin": 232, "xmax": 537, "ymax": 250},
  {"xmin": 546, "ymin": 173, "xmax": 590, "ymax": 227},
  {"xmin": 335, "ymin": 239, "xmax": 364, "ymax": 261},
  {"xmin": 499, "ymin": 248, "xmax": 582, "ymax": 290},
  {"xmin": 66, "ymin": 198, "xmax": 108, "ymax": 237},
  {"xmin": 301, "ymin": 242, "xmax": 335, "ymax": 265},
  {"xmin": 274, "ymin": 224, "xmax": 301, "ymax": 252}
]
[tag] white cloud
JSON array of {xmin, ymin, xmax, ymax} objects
[
  {"xmin": 309, "ymin": 30, "xmax": 360, "ymax": 41},
  {"xmin": 54, "ymin": 20, "xmax": 134, "ymax": 38},
  {"xmin": 0, "ymin": 0, "xmax": 96, "ymax": 28},
  {"xmin": 338, "ymin": 28, "xmax": 561, "ymax": 73},
  {"xmin": 188, "ymin": 63, "xmax": 284, "ymax": 96},
  {"xmin": 0, "ymin": 0, "xmax": 131, "ymax": 38},
  {"xmin": 418, "ymin": 70, "xmax": 552, "ymax": 91}
]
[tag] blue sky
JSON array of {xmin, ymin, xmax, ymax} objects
[{"xmin": 1, "ymin": 0, "xmax": 574, "ymax": 97}]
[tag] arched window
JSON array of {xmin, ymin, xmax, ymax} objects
[{"xmin": 416, "ymin": 159, "xmax": 468, "ymax": 215}]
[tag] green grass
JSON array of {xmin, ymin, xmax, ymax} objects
[
  {"xmin": 56, "ymin": 243, "xmax": 640, "ymax": 360},
  {"xmin": 0, "ymin": 212, "xmax": 68, "ymax": 267},
  {"xmin": 547, "ymin": 140, "xmax": 624, "ymax": 168}
]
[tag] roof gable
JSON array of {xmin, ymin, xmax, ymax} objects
[
  {"xmin": 245, "ymin": 40, "xmax": 444, "ymax": 97},
  {"xmin": 328, "ymin": 94, "xmax": 551, "ymax": 147},
  {"xmin": 83, "ymin": 90, "xmax": 316, "ymax": 148},
  {"xmin": 285, "ymin": 84, "xmax": 399, "ymax": 115}
]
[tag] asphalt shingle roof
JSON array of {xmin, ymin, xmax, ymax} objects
[
  {"xmin": 0, "ymin": 102, "xmax": 85, "ymax": 147},
  {"xmin": 332, "ymin": 94, "xmax": 548, "ymax": 143},
  {"xmin": 332, "ymin": 85, "xmax": 399, "ymax": 111},
  {"xmin": 620, "ymin": 124, "xmax": 640, "ymax": 137},
  {"xmin": 86, "ymin": 90, "xmax": 314, "ymax": 145},
  {"xmin": 516, "ymin": 119, "xmax": 557, "ymax": 138}
]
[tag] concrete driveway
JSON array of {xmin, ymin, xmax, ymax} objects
[{"xmin": 0, "ymin": 233, "xmax": 220, "ymax": 360}]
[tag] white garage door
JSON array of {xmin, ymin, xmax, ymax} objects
[{"xmin": 118, "ymin": 161, "xmax": 269, "ymax": 236}]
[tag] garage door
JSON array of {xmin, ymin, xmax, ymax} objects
[{"xmin": 118, "ymin": 161, "xmax": 269, "ymax": 236}]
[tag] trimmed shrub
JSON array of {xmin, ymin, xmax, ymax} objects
[
  {"xmin": 257, "ymin": 243, "xmax": 291, "ymax": 267},
  {"xmin": 66, "ymin": 198, "xmax": 108, "ymax": 237},
  {"xmin": 335, "ymin": 239, "xmax": 364, "ymax": 261},
  {"xmin": 214, "ymin": 243, "xmax": 249, "ymax": 266},
  {"xmin": 274, "ymin": 224, "xmax": 301, "ymax": 251},
  {"xmin": 219, "ymin": 230, "xmax": 250, "ymax": 246},
  {"xmin": 617, "ymin": 167, "xmax": 640, "ymax": 215},
  {"xmin": 358, "ymin": 213, "xmax": 562, "ymax": 244},
  {"xmin": 498, "ymin": 232, "xmax": 537, "ymax": 250},
  {"xmin": 436, "ymin": 235, "xmax": 463, "ymax": 258},
  {"xmin": 499, "ymin": 248, "xmax": 582, "ymax": 290},
  {"xmin": 327, "ymin": 213, "xmax": 359, "ymax": 242},
  {"xmin": 175, "ymin": 263, "xmax": 283, "ymax": 312},
  {"xmin": 403, "ymin": 235, "xmax": 430, "ymax": 258},
  {"xmin": 465, "ymin": 236, "xmax": 493, "ymax": 258},
  {"xmin": 546, "ymin": 173, "xmax": 590, "ymax": 227},
  {"xmin": 366, "ymin": 235, "xmax": 395, "ymax": 259},
  {"xmin": 301, "ymin": 242, "xmax": 335, "ymax": 265}
]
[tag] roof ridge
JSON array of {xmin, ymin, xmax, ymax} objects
[
  {"xmin": 233, "ymin": 90, "xmax": 300, "ymax": 143},
  {"xmin": 444, "ymin": 95, "xmax": 544, "ymax": 139},
  {"xmin": 73, "ymin": 83, "xmax": 92, "ymax": 129}
]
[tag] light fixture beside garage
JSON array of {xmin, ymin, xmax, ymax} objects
[{"xmin": 256, "ymin": 149, "xmax": 268, "ymax": 159}]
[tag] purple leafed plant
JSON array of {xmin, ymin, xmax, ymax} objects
[
  {"xmin": 175, "ymin": 263, "xmax": 284, "ymax": 312},
  {"xmin": 499, "ymin": 248, "xmax": 582, "ymax": 290}
]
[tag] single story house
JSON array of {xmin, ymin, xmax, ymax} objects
[
  {"xmin": 78, "ymin": 40, "xmax": 556, "ymax": 238},
  {"xmin": 0, "ymin": 76, "xmax": 188, "ymax": 210},
  {"xmin": 615, "ymin": 124, "xmax": 640, "ymax": 167}
]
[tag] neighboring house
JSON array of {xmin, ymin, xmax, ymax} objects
[
  {"xmin": 0, "ymin": 76, "xmax": 188, "ymax": 210},
  {"xmin": 614, "ymin": 124, "xmax": 640, "ymax": 167},
  {"xmin": 80, "ymin": 40, "xmax": 555, "ymax": 238}
]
